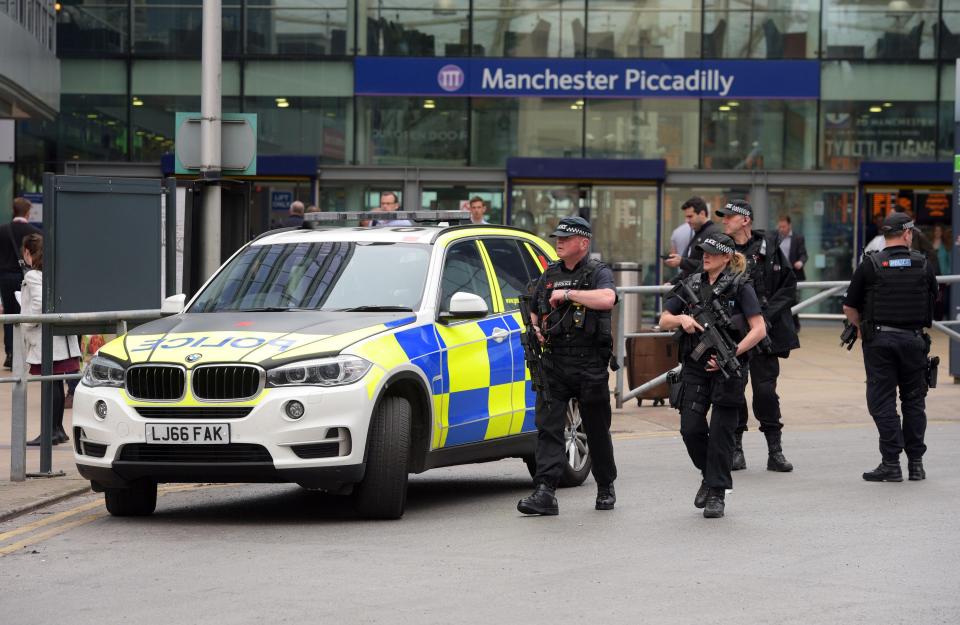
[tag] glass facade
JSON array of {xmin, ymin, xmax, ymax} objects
[{"xmin": 40, "ymin": 1, "xmax": 955, "ymax": 171}]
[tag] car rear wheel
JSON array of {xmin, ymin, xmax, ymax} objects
[
  {"xmin": 104, "ymin": 480, "xmax": 157, "ymax": 517},
  {"xmin": 523, "ymin": 399, "xmax": 591, "ymax": 488},
  {"xmin": 354, "ymin": 395, "xmax": 411, "ymax": 520}
]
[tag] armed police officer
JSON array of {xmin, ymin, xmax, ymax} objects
[
  {"xmin": 659, "ymin": 234, "xmax": 767, "ymax": 518},
  {"xmin": 517, "ymin": 216, "xmax": 619, "ymax": 516},
  {"xmin": 719, "ymin": 199, "xmax": 799, "ymax": 473},
  {"xmin": 842, "ymin": 212, "xmax": 938, "ymax": 482}
]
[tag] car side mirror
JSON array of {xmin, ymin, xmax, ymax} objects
[
  {"xmin": 161, "ymin": 293, "xmax": 186, "ymax": 315},
  {"xmin": 439, "ymin": 292, "xmax": 488, "ymax": 322}
]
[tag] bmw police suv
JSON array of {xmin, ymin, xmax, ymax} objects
[{"xmin": 74, "ymin": 213, "xmax": 593, "ymax": 519}]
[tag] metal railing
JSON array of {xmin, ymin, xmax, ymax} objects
[
  {"xmin": 0, "ymin": 310, "xmax": 165, "ymax": 482},
  {"xmin": 614, "ymin": 275, "xmax": 960, "ymax": 409}
]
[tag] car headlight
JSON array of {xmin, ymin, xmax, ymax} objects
[
  {"xmin": 266, "ymin": 356, "xmax": 372, "ymax": 388},
  {"xmin": 81, "ymin": 356, "xmax": 126, "ymax": 388}
]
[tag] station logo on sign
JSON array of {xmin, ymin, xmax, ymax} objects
[{"xmin": 437, "ymin": 65, "xmax": 465, "ymax": 92}]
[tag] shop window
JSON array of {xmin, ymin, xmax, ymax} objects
[
  {"xmin": 701, "ymin": 99, "xmax": 816, "ymax": 170},
  {"xmin": 822, "ymin": 0, "xmax": 938, "ymax": 60}
]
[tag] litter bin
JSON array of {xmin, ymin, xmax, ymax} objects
[{"xmin": 612, "ymin": 262, "xmax": 640, "ymax": 344}]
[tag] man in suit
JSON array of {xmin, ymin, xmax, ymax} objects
[{"xmin": 778, "ymin": 215, "xmax": 807, "ymax": 331}]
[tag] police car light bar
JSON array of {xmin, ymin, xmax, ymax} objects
[{"xmin": 303, "ymin": 211, "xmax": 472, "ymax": 224}]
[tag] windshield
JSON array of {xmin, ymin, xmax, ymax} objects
[{"xmin": 189, "ymin": 241, "xmax": 431, "ymax": 313}]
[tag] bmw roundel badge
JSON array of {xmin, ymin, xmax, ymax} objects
[{"xmin": 185, "ymin": 353, "xmax": 202, "ymax": 363}]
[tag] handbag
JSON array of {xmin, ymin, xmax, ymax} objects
[{"xmin": 5, "ymin": 224, "xmax": 28, "ymax": 277}]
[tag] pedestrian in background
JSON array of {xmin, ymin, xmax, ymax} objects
[
  {"xmin": 282, "ymin": 200, "xmax": 305, "ymax": 228},
  {"xmin": 843, "ymin": 212, "xmax": 938, "ymax": 483},
  {"xmin": 659, "ymin": 233, "xmax": 767, "ymax": 518},
  {"xmin": 376, "ymin": 191, "xmax": 412, "ymax": 226},
  {"xmin": 0, "ymin": 197, "xmax": 41, "ymax": 370},
  {"xmin": 663, "ymin": 197, "xmax": 722, "ymax": 284},
  {"xmin": 777, "ymin": 214, "xmax": 807, "ymax": 330},
  {"xmin": 467, "ymin": 196, "xmax": 489, "ymax": 225},
  {"xmin": 20, "ymin": 234, "xmax": 81, "ymax": 446}
]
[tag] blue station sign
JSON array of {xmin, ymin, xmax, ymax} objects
[{"xmin": 355, "ymin": 58, "xmax": 820, "ymax": 100}]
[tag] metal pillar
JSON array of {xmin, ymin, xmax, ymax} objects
[{"xmin": 200, "ymin": 0, "xmax": 223, "ymax": 280}]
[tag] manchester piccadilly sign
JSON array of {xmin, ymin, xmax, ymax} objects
[{"xmin": 355, "ymin": 58, "xmax": 820, "ymax": 100}]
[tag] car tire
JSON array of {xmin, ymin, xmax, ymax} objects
[
  {"xmin": 522, "ymin": 399, "xmax": 591, "ymax": 488},
  {"xmin": 354, "ymin": 395, "xmax": 411, "ymax": 520},
  {"xmin": 104, "ymin": 480, "xmax": 157, "ymax": 517}
]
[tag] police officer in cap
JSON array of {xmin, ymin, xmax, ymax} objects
[
  {"xmin": 718, "ymin": 199, "xmax": 799, "ymax": 473},
  {"xmin": 843, "ymin": 212, "xmax": 938, "ymax": 482},
  {"xmin": 518, "ymin": 216, "xmax": 619, "ymax": 516}
]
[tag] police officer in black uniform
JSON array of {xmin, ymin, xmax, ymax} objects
[
  {"xmin": 660, "ymin": 233, "xmax": 768, "ymax": 518},
  {"xmin": 842, "ymin": 212, "xmax": 938, "ymax": 482},
  {"xmin": 719, "ymin": 199, "xmax": 799, "ymax": 473},
  {"xmin": 518, "ymin": 217, "xmax": 619, "ymax": 516}
]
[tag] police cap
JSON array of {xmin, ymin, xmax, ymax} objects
[
  {"xmin": 697, "ymin": 233, "xmax": 736, "ymax": 255},
  {"xmin": 715, "ymin": 199, "xmax": 753, "ymax": 220},
  {"xmin": 880, "ymin": 212, "xmax": 916, "ymax": 234},
  {"xmin": 549, "ymin": 216, "xmax": 593, "ymax": 239}
]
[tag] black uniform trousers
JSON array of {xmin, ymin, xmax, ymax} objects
[
  {"xmin": 679, "ymin": 360, "xmax": 748, "ymax": 490},
  {"xmin": 736, "ymin": 352, "xmax": 784, "ymax": 434},
  {"xmin": 862, "ymin": 331, "xmax": 928, "ymax": 462},
  {"xmin": 533, "ymin": 353, "xmax": 617, "ymax": 489},
  {"xmin": 0, "ymin": 271, "xmax": 23, "ymax": 357}
]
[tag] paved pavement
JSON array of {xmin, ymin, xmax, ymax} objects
[{"xmin": 0, "ymin": 320, "xmax": 957, "ymax": 521}]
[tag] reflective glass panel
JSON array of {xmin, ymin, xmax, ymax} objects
[
  {"xmin": 585, "ymin": 98, "xmax": 698, "ymax": 167},
  {"xmin": 57, "ymin": 0, "xmax": 128, "ymax": 54},
  {"xmin": 822, "ymin": 0, "xmax": 937, "ymax": 60},
  {"xmin": 585, "ymin": 0, "xmax": 701, "ymax": 58},
  {"xmin": 244, "ymin": 97, "xmax": 351, "ymax": 163},
  {"xmin": 473, "ymin": 0, "xmax": 584, "ymax": 58},
  {"xmin": 247, "ymin": 0, "xmax": 350, "ymax": 56},
  {"xmin": 701, "ymin": 99, "xmax": 816, "ymax": 170},
  {"xmin": 421, "ymin": 187, "xmax": 505, "ymax": 224},
  {"xmin": 939, "ymin": 7, "xmax": 960, "ymax": 59},
  {"xmin": 471, "ymin": 98, "xmax": 584, "ymax": 166},
  {"xmin": 821, "ymin": 101, "xmax": 938, "ymax": 170},
  {"xmin": 133, "ymin": 0, "xmax": 242, "ymax": 56},
  {"xmin": 703, "ymin": 0, "xmax": 818, "ymax": 58},
  {"xmin": 356, "ymin": 97, "xmax": 468, "ymax": 165},
  {"xmin": 358, "ymin": 0, "xmax": 469, "ymax": 56},
  {"xmin": 60, "ymin": 94, "xmax": 128, "ymax": 161},
  {"xmin": 939, "ymin": 64, "xmax": 955, "ymax": 160}
]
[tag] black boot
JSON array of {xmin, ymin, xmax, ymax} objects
[
  {"xmin": 595, "ymin": 483, "xmax": 615, "ymax": 510},
  {"xmin": 694, "ymin": 480, "xmax": 709, "ymax": 509},
  {"xmin": 703, "ymin": 489, "xmax": 725, "ymax": 518},
  {"xmin": 518, "ymin": 483, "xmax": 559, "ymax": 516},
  {"xmin": 764, "ymin": 430, "xmax": 793, "ymax": 472},
  {"xmin": 908, "ymin": 459, "xmax": 925, "ymax": 481},
  {"xmin": 863, "ymin": 460, "xmax": 903, "ymax": 482},
  {"xmin": 53, "ymin": 427, "xmax": 70, "ymax": 445},
  {"xmin": 26, "ymin": 434, "xmax": 43, "ymax": 446},
  {"xmin": 732, "ymin": 431, "xmax": 746, "ymax": 471}
]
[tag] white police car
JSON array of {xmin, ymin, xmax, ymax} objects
[{"xmin": 73, "ymin": 214, "xmax": 593, "ymax": 519}]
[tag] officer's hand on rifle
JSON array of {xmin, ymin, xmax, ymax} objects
[
  {"xmin": 705, "ymin": 355, "xmax": 720, "ymax": 372},
  {"xmin": 679, "ymin": 314, "xmax": 704, "ymax": 334}
]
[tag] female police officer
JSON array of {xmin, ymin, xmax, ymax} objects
[{"xmin": 659, "ymin": 233, "xmax": 767, "ymax": 518}]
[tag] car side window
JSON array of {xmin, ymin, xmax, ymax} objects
[
  {"xmin": 482, "ymin": 239, "xmax": 536, "ymax": 312},
  {"xmin": 520, "ymin": 242, "xmax": 548, "ymax": 278},
  {"xmin": 440, "ymin": 240, "xmax": 494, "ymax": 314}
]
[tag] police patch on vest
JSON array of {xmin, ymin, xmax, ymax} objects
[{"xmin": 885, "ymin": 258, "xmax": 912, "ymax": 268}]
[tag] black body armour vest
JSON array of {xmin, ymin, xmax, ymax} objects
[
  {"xmin": 539, "ymin": 259, "xmax": 613, "ymax": 352},
  {"xmin": 678, "ymin": 270, "xmax": 747, "ymax": 358},
  {"xmin": 864, "ymin": 248, "xmax": 932, "ymax": 329},
  {"xmin": 740, "ymin": 235, "xmax": 775, "ymax": 306}
]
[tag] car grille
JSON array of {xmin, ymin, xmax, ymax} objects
[
  {"xmin": 118, "ymin": 444, "xmax": 272, "ymax": 463},
  {"xmin": 80, "ymin": 442, "xmax": 108, "ymax": 458},
  {"xmin": 135, "ymin": 406, "xmax": 253, "ymax": 420},
  {"xmin": 126, "ymin": 366, "xmax": 186, "ymax": 401},
  {"xmin": 192, "ymin": 365, "xmax": 262, "ymax": 400},
  {"xmin": 291, "ymin": 442, "xmax": 341, "ymax": 459}
]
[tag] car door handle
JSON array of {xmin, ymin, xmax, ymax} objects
[{"xmin": 490, "ymin": 327, "xmax": 509, "ymax": 343}]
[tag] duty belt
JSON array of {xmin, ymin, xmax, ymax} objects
[{"xmin": 876, "ymin": 325, "xmax": 922, "ymax": 336}]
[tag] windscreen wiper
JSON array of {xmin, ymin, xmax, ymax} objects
[{"xmin": 336, "ymin": 305, "xmax": 414, "ymax": 312}]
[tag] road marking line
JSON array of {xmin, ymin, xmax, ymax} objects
[
  {"xmin": 0, "ymin": 499, "xmax": 103, "ymax": 543},
  {"xmin": 0, "ymin": 513, "xmax": 106, "ymax": 556}
]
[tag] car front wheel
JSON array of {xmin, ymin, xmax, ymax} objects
[
  {"xmin": 354, "ymin": 395, "xmax": 411, "ymax": 519},
  {"xmin": 104, "ymin": 480, "xmax": 157, "ymax": 517}
]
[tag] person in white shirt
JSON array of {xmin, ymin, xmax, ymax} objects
[
  {"xmin": 468, "ymin": 196, "xmax": 490, "ymax": 225},
  {"xmin": 376, "ymin": 191, "xmax": 412, "ymax": 226},
  {"xmin": 20, "ymin": 234, "xmax": 81, "ymax": 446}
]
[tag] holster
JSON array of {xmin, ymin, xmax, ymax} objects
[
  {"xmin": 927, "ymin": 356, "xmax": 940, "ymax": 389},
  {"xmin": 667, "ymin": 369, "xmax": 684, "ymax": 410}
]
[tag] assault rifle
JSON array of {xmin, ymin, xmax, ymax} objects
[
  {"xmin": 840, "ymin": 321, "xmax": 858, "ymax": 350},
  {"xmin": 518, "ymin": 292, "xmax": 549, "ymax": 398},
  {"xmin": 671, "ymin": 280, "xmax": 743, "ymax": 380}
]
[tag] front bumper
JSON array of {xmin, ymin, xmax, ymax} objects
[{"xmin": 72, "ymin": 380, "xmax": 374, "ymax": 489}]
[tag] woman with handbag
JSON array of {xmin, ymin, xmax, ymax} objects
[{"xmin": 21, "ymin": 234, "xmax": 81, "ymax": 446}]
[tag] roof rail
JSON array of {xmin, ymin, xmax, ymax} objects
[{"xmin": 303, "ymin": 210, "xmax": 471, "ymax": 226}]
